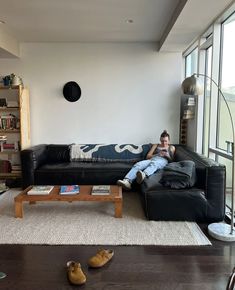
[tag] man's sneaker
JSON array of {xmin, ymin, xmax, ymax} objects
[
  {"xmin": 117, "ymin": 179, "xmax": 131, "ymax": 190},
  {"xmin": 136, "ymin": 171, "xmax": 146, "ymax": 184}
]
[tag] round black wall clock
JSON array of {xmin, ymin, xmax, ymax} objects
[{"xmin": 63, "ymin": 81, "xmax": 81, "ymax": 102}]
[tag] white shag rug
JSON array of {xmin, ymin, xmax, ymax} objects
[{"xmin": 0, "ymin": 189, "xmax": 211, "ymax": 246}]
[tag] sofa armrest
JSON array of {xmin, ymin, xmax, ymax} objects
[
  {"xmin": 175, "ymin": 145, "xmax": 226, "ymax": 221},
  {"xmin": 21, "ymin": 144, "xmax": 48, "ymax": 189},
  {"xmin": 205, "ymin": 165, "xmax": 226, "ymax": 221}
]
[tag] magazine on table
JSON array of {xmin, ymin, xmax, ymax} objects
[
  {"xmin": 27, "ymin": 185, "xmax": 54, "ymax": 195},
  {"xmin": 60, "ymin": 185, "xmax": 80, "ymax": 195},
  {"xmin": 91, "ymin": 185, "xmax": 110, "ymax": 195}
]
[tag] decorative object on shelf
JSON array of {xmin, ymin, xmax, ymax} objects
[
  {"xmin": 2, "ymin": 75, "xmax": 11, "ymax": 86},
  {"xmin": 11, "ymin": 74, "xmax": 23, "ymax": 86},
  {"xmin": 63, "ymin": 81, "xmax": 81, "ymax": 102},
  {"xmin": 2, "ymin": 74, "xmax": 23, "ymax": 87},
  {"xmin": 182, "ymin": 73, "xmax": 235, "ymax": 241}
]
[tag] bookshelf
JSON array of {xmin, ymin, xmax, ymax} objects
[
  {"xmin": 179, "ymin": 94, "xmax": 197, "ymax": 149},
  {"xmin": 0, "ymin": 85, "xmax": 30, "ymax": 182}
]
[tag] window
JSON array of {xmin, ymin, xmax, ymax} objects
[
  {"xmin": 183, "ymin": 6, "xmax": 235, "ymax": 222},
  {"xmin": 202, "ymin": 46, "xmax": 212, "ymax": 156},
  {"xmin": 217, "ymin": 12, "xmax": 235, "ymax": 152},
  {"xmin": 185, "ymin": 48, "xmax": 198, "ymax": 77}
]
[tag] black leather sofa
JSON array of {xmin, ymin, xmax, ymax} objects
[{"xmin": 21, "ymin": 144, "xmax": 226, "ymax": 222}]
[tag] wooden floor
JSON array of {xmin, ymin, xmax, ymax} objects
[{"xmin": 0, "ymin": 225, "xmax": 234, "ymax": 290}]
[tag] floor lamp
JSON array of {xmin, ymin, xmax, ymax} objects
[{"xmin": 182, "ymin": 73, "xmax": 235, "ymax": 242}]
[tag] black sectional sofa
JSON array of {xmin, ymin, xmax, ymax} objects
[{"xmin": 21, "ymin": 144, "xmax": 226, "ymax": 222}]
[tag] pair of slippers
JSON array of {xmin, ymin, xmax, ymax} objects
[{"xmin": 67, "ymin": 249, "xmax": 114, "ymax": 285}]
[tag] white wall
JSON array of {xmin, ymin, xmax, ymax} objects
[{"xmin": 0, "ymin": 42, "xmax": 182, "ymax": 145}]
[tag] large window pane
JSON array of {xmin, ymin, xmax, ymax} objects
[
  {"xmin": 202, "ymin": 46, "xmax": 212, "ymax": 156},
  {"xmin": 185, "ymin": 48, "xmax": 198, "ymax": 77},
  {"xmin": 217, "ymin": 13, "xmax": 235, "ymax": 152}
]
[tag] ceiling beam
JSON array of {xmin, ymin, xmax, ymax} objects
[{"xmin": 0, "ymin": 26, "xmax": 20, "ymax": 58}]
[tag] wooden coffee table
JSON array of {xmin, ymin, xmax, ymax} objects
[{"xmin": 14, "ymin": 185, "xmax": 122, "ymax": 218}]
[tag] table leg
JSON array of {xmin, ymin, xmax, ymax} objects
[
  {"xmin": 15, "ymin": 200, "xmax": 23, "ymax": 218},
  {"xmin": 115, "ymin": 200, "xmax": 122, "ymax": 218}
]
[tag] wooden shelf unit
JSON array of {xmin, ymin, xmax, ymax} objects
[{"xmin": 0, "ymin": 85, "xmax": 30, "ymax": 181}]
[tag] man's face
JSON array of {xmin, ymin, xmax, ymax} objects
[{"xmin": 160, "ymin": 136, "xmax": 169, "ymax": 146}]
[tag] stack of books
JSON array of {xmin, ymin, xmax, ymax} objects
[
  {"xmin": 0, "ymin": 135, "xmax": 7, "ymax": 142},
  {"xmin": 27, "ymin": 185, "xmax": 54, "ymax": 195},
  {"xmin": 11, "ymin": 164, "xmax": 21, "ymax": 174},
  {"xmin": 60, "ymin": 185, "xmax": 80, "ymax": 195},
  {"xmin": 183, "ymin": 109, "xmax": 194, "ymax": 119},
  {"xmin": 91, "ymin": 185, "xmax": 110, "ymax": 195},
  {"xmin": 187, "ymin": 97, "xmax": 195, "ymax": 106}
]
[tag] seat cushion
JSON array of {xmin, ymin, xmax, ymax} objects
[
  {"xmin": 35, "ymin": 162, "xmax": 133, "ymax": 185},
  {"xmin": 139, "ymin": 171, "xmax": 207, "ymax": 221}
]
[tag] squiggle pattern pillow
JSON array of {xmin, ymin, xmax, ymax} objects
[{"xmin": 70, "ymin": 144, "xmax": 151, "ymax": 162}]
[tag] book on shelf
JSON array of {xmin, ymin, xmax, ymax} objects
[
  {"xmin": 11, "ymin": 171, "xmax": 21, "ymax": 175},
  {"xmin": 186, "ymin": 97, "xmax": 195, "ymax": 106},
  {"xmin": 0, "ymin": 160, "xmax": 11, "ymax": 173},
  {"xmin": 60, "ymin": 185, "xmax": 80, "ymax": 195},
  {"xmin": 0, "ymin": 135, "xmax": 7, "ymax": 141},
  {"xmin": 183, "ymin": 109, "xmax": 194, "ymax": 119},
  {"xmin": 27, "ymin": 185, "xmax": 54, "ymax": 195},
  {"xmin": 7, "ymin": 101, "xmax": 18, "ymax": 108},
  {"xmin": 91, "ymin": 185, "xmax": 110, "ymax": 195},
  {"xmin": 0, "ymin": 114, "xmax": 19, "ymax": 130},
  {"xmin": 9, "ymin": 164, "xmax": 21, "ymax": 174},
  {"xmin": 0, "ymin": 98, "xmax": 7, "ymax": 107},
  {"xmin": 11, "ymin": 164, "xmax": 21, "ymax": 169}
]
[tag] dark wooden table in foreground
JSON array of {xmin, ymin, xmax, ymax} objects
[{"xmin": 0, "ymin": 225, "xmax": 234, "ymax": 290}]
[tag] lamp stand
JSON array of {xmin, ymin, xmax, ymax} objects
[
  {"xmin": 208, "ymin": 223, "xmax": 235, "ymax": 242},
  {"xmin": 182, "ymin": 73, "xmax": 235, "ymax": 241},
  {"xmin": 208, "ymin": 142, "xmax": 235, "ymax": 241}
]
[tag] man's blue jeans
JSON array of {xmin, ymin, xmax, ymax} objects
[{"xmin": 125, "ymin": 156, "xmax": 168, "ymax": 182}]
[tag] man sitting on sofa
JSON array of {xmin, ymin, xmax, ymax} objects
[{"xmin": 117, "ymin": 130, "xmax": 175, "ymax": 190}]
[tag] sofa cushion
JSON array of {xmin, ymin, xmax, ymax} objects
[
  {"xmin": 35, "ymin": 162, "xmax": 133, "ymax": 185},
  {"xmin": 70, "ymin": 144, "xmax": 151, "ymax": 162},
  {"xmin": 47, "ymin": 144, "xmax": 71, "ymax": 163},
  {"xmin": 159, "ymin": 160, "xmax": 196, "ymax": 189},
  {"xmin": 140, "ymin": 188, "xmax": 207, "ymax": 221}
]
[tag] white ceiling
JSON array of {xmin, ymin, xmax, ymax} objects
[{"xmin": 0, "ymin": 0, "xmax": 234, "ymax": 57}]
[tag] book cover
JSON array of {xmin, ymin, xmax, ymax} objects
[
  {"xmin": 27, "ymin": 185, "xmax": 54, "ymax": 195},
  {"xmin": 91, "ymin": 185, "xmax": 110, "ymax": 195},
  {"xmin": 60, "ymin": 185, "xmax": 80, "ymax": 195}
]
